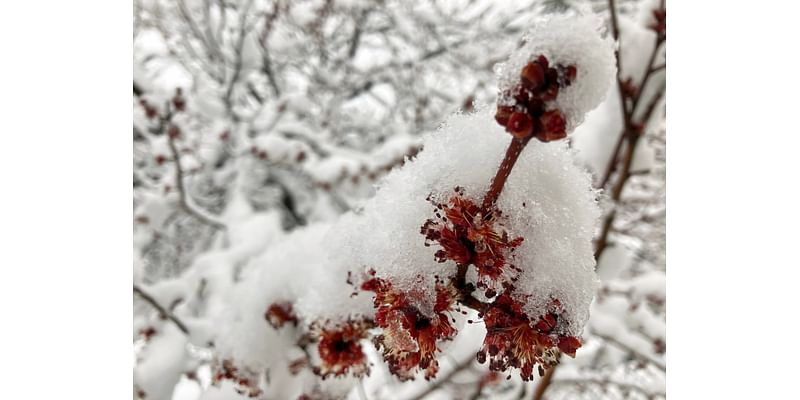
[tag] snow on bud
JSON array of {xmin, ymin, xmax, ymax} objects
[{"xmin": 496, "ymin": 13, "xmax": 615, "ymax": 133}]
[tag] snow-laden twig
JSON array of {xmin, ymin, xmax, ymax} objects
[
  {"xmin": 550, "ymin": 377, "xmax": 666, "ymax": 399},
  {"xmin": 166, "ymin": 132, "xmax": 227, "ymax": 231},
  {"xmin": 591, "ymin": 331, "xmax": 666, "ymax": 371},
  {"xmin": 133, "ymin": 285, "xmax": 190, "ymax": 335}
]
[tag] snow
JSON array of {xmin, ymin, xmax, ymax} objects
[
  {"xmin": 495, "ymin": 12, "xmax": 616, "ymax": 132},
  {"xmin": 134, "ymin": 324, "xmax": 189, "ymax": 400},
  {"xmin": 214, "ymin": 221, "xmax": 372, "ymax": 397}
]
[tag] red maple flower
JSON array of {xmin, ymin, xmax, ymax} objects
[
  {"xmin": 421, "ymin": 187, "xmax": 523, "ymax": 292},
  {"xmin": 314, "ymin": 320, "xmax": 371, "ymax": 379},
  {"xmin": 264, "ymin": 302, "xmax": 298, "ymax": 329},
  {"xmin": 477, "ymin": 294, "xmax": 581, "ymax": 381},
  {"xmin": 649, "ymin": 8, "xmax": 666, "ymax": 38},
  {"xmin": 212, "ymin": 359, "xmax": 263, "ymax": 398},
  {"xmin": 361, "ymin": 275, "xmax": 457, "ymax": 380},
  {"xmin": 495, "ymin": 55, "xmax": 577, "ymax": 142}
]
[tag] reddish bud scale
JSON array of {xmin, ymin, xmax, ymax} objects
[
  {"xmin": 538, "ymin": 110, "xmax": 567, "ymax": 142},
  {"xmin": 494, "ymin": 55, "xmax": 577, "ymax": 142},
  {"xmin": 520, "ymin": 61, "xmax": 546, "ymax": 91},
  {"xmin": 494, "ymin": 106, "xmax": 514, "ymax": 126},
  {"xmin": 360, "ymin": 276, "xmax": 457, "ymax": 380},
  {"xmin": 477, "ymin": 294, "xmax": 581, "ymax": 381},
  {"xmin": 507, "ymin": 112, "xmax": 534, "ymax": 139}
]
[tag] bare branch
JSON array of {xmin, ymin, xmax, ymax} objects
[
  {"xmin": 167, "ymin": 128, "xmax": 227, "ymax": 230},
  {"xmin": 133, "ymin": 285, "xmax": 190, "ymax": 335}
]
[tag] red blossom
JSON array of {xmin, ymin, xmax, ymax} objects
[
  {"xmin": 138, "ymin": 326, "xmax": 157, "ymax": 340},
  {"xmin": 361, "ymin": 275, "xmax": 457, "ymax": 380},
  {"xmin": 314, "ymin": 320, "xmax": 371, "ymax": 379},
  {"xmin": 495, "ymin": 55, "xmax": 577, "ymax": 142},
  {"xmin": 477, "ymin": 294, "xmax": 581, "ymax": 381},
  {"xmin": 265, "ymin": 302, "xmax": 298, "ymax": 328},
  {"xmin": 172, "ymin": 88, "xmax": 186, "ymax": 112},
  {"xmin": 421, "ymin": 187, "xmax": 523, "ymax": 292},
  {"xmin": 212, "ymin": 359, "xmax": 262, "ymax": 398},
  {"xmin": 139, "ymin": 99, "xmax": 158, "ymax": 120},
  {"xmin": 649, "ymin": 8, "xmax": 666, "ymax": 38}
]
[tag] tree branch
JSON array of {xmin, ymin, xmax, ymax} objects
[
  {"xmin": 167, "ymin": 128, "xmax": 227, "ymax": 230},
  {"xmin": 133, "ymin": 285, "xmax": 190, "ymax": 335},
  {"xmin": 409, "ymin": 357, "xmax": 475, "ymax": 400},
  {"xmin": 549, "ymin": 377, "xmax": 665, "ymax": 399}
]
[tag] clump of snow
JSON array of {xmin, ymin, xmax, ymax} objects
[
  {"xmin": 329, "ymin": 105, "xmax": 600, "ymax": 331},
  {"xmin": 495, "ymin": 13, "xmax": 616, "ymax": 132},
  {"xmin": 217, "ymin": 222, "xmax": 374, "ymax": 370},
  {"xmin": 134, "ymin": 324, "xmax": 189, "ymax": 400}
]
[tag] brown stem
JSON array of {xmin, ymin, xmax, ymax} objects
[
  {"xmin": 482, "ymin": 137, "xmax": 531, "ymax": 211},
  {"xmin": 629, "ymin": 38, "xmax": 665, "ymax": 117},
  {"xmin": 598, "ymin": 131, "xmax": 626, "ymax": 188},
  {"xmin": 451, "ymin": 137, "xmax": 537, "ymax": 315},
  {"xmin": 532, "ymin": 367, "xmax": 555, "ymax": 400}
]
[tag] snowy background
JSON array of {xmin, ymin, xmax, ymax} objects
[{"xmin": 133, "ymin": 0, "xmax": 665, "ymax": 399}]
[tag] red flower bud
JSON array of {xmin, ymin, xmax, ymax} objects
[
  {"xmin": 494, "ymin": 106, "xmax": 514, "ymax": 126},
  {"xmin": 520, "ymin": 61, "xmax": 546, "ymax": 91},
  {"xmin": 536, "ymin": 55, "xmax": 549, "ymax": 70},
  {"xmin": 541, "ymin": 83, "xmax": 559, "ymax": 102},
  {"xmin": 167, "ymin": 125, "xmax": 181, "ymax": 139},
  {"xmin": 537, "ymin": 110, "xmax": 566, "ymax": 142},
  {"xmin": 507, "ymin": 112, "xmax": 534, "ymax": 139}
]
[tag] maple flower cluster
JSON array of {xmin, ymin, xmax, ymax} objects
[
  {"xmin": 360, "ymin": 273, "xmax": 458, "ymax": 380},
  {"xmin": 421, "ymin": 186, "xmax": 523, "ymax": 295},
  {"xmin": 210, "ymin": 14, "xmax": 613, "ymax": 391},
  {"xmin": 495, "ymin": 55, "xmax": 576, "ymax": 142},
  {"xmin": 478, "ymin": 295, "xmax": 581, "ymax": 381}
]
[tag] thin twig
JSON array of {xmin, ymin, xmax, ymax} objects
[
  {"xmin": 133, "ymin": 285, "xmax": 190, "ymax": 335},
  {"xmin": 549, "ymin": 378, "xmax": 665, "ymax": 399},
  {"xmin": 167, "ymin": 131, "xmax": 227, "ymax": 230},
  {"xmin": 591, "ymin": 332, "xmax": 666, "ymax": 371},
  {"xmin": 409, "ymin": 357, "xmax": 475, "ymax": 400}
]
